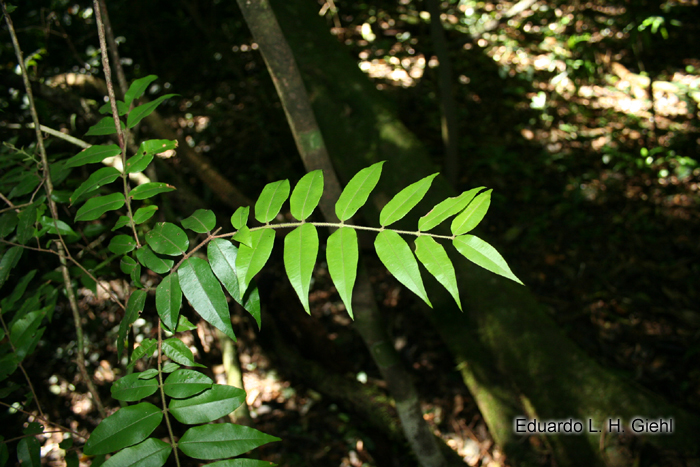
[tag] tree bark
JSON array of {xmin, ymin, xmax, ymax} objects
[{"xmin": 266, "ymin": 1, "xmax": 700, "ymax": 465}]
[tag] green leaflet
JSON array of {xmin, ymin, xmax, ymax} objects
[
  {"xmin": 117, "ymin": 290, "xmax": 147, "ymax": 358},
  {"xmin": 162, "ymin": 338, "xmax": 205, "ymax": 368},
  {"xmin": 235, "ymin": 228, "xmax": 274, "ymax": 297},
  {"xmin": 283, "ymin": 223, "xmax": 318, "ymax": 314},
  {"xmin": 70, "ymin": 167, "xmax": 121, "ymax": 204},
  {"xmin": 133, "ymin": 205, "xmax": 158, "ymax": 224},
  {"xmin": 255, "ymin": 180, "xmax": 290, "ymax": 223},
  {"xmin": 9, "ymin": 171, "xmax": 40, "ymax": 199},
  {"xmin": 380, "ymin": 173, "xmax": 438, "ymax": 227},
  {"xmin": 83, "ymin": 403, "xmax": 163, "ymax": 455},
  {"xmin": 178, "ymin": 257, "xmax": 236, "ymax": 341},
  {"xmin": 169, "ymin": 384, "xmax": 246, "ymax": 424},
  {"xmin": 182, "ymin": 209, "xmax": 216, "ymax": 233},
  {"xmin": 101, "ymin": 438, "xmax": 171, "ymax": 467},
  {"xmin": 125, "ymin": 152, "xmax": 154, "ymax": 174},
  {"xmin": 242, "ymin": 284, "xmax": 261, "ymax": 330},
  {"xmin": 156, "ymin": 273, "xmax": 181, "ymax": 331},
  {"xmin": 98, "ymin": 100, "xmax": 130, "ymax": 116},
  {"xmin": 127, "ymin": 94, "xmax": 178, "ymax": 129},
  {"xmin": 0, "ymin": 212, "xmax": 18, "ymax": 238},
  {"xmin": 232, "ymin": 226, "xmax": 252, "ymax": 247},
  {"xmin": 140, "ymin": 139, "xmax": 177, "ymax": 155},
  {"xmin": 230, "ymin": 206, "xmax": 249, "ymax": 230},
  {"xmin": 110, "ymin": 373, "xmax": 158, "ymax": 401},
  {"xmin": 109, "ymin": 235, "xmax": 137, "ymax": 255},
  {"xmin": 85, "ymin": 117, "xmax": 126, "ymax": 136},
  {"xmin": 206, "ymin": 459, "xmax": 278, "ymax": 467},
  {"xmin": 163, "ymin": 369, "xmax": 213, "ymax": 398},
  {"xmin": 162, "ymin": 362, "xmax": 181, "ymax": 373},
  {"xmin": 136, "ymin": 245, "xmax": 174, "ymax": 274},
  {"xmin": 335, "ymin": 161, "xmax": 384, "ymax": 221},
  {"xmin": 1, "ymin": 269, "xmax": 35, "ymax": 311},
  {"xmin": 18, "ymin": 437, "xmax": 40, "ymax": 467},
  {"xmin": 451, "ymin": 189, "xmax": 492, "ymax": 236},
  {"xmin": 124, "ymin": 75, "xmax": 158, "ymax": 106},
  {"xmin": 127, "ymin": 339, "xmax": 157, "ymax": 369},
  {"xmin": 326, "ymin": 227, "xmax": 358, "ymax": 319},
  {"xmin": 418, "ymin": 187, "xmax": 484, "ymax": 232},
  {"xmin": 10, "ymin": 310, "xmax": 45, "ymax": 361},
  {"xmin": 290, "ymin": 170, "xmax": 324, "ymax": 221},
  {"xmin": 113, "ymin": 216, "xmax": 131, "ymax": 231},
  {"xmin": 75, "ymin": 193, "xmax": 125, "ymax": 222},
  {"xmin": 129, "ymin": 182, "xmax": 175, "ymax": 201},
  {"xmin": 131, "ymin": 262, "xmax": 143, "ymax": 288},
  {"xmin": 374, "ymin": 230, "xmax": 432, "ymax": 307},
  {"xmin": 16, "ymin": 204, "xmax": 37, "ymax": 244},
  {"xmin": 414, "ymin": 236, "xmax": 462, "ymax": 310},
  {"xmin": 146, "ymin": 222, "xmax": 189, "ymax": 256},
  {"xmin": 120, "ymin": 256, "xmax": 138, "ymax": 274},
  {"xmin": 65, "ymin": 144, "xmax": 121, "ymax": 168},
  {"xmin": 38, "ymin": 216, "xmax": 78, "ymax": 239},
  {"xmin": 139, "ymin": 369, "xmax": 158, "ymax": 379},
  {"xmin": 178, "ymin": 424, "xmax": 280, "ymax": 460},
  {"xmin": 453, "ymin": 235, "xmax": 523, "ymax": 285}
]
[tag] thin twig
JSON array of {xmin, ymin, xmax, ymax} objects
[{"xmin": 4, "ymin": 123, "xmax": 90, "ymax": 148}]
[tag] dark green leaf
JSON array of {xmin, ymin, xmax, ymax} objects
[
  {"xmin": 290, "ymin": 170, "xmax": 323, "ymax": 221},
  {"xmin": 101, "ymin": 438, "xmax": 170, "ymax": 467},
  {"xmin": 156, "ymin": 274, "xmax": 181, "ymax": 331},
  {"xmin": 169, "ymin": 385, "xmax": 245, "ymax": 424},
  {"xmin": 18, "ymin": 437, "xmax": 40, "ymax": 467},
  {"xmin": 136, "ymin": 246, "xmax": 174, "ymax": 274},
  {"xmin": 83, "ymin": 402, "xmax": 163, "ymax": 455},
  {"xmin": 70, "ymin": 167, "xmax": 121, "ymax": 204},
  {"xmin": 129, "ymin": 183, "xmax": 175, "ymax": 201},
  {"xmin": 0, "ymin": 212, "xmax": 18, "ymax": 238},
  {"xmin": 140, "ymin": 139, "xmax": 177, "ymax": 155},
  {"xmin": 86, "ymin": 116, "xmax": 126, "ymax": 136},
  {"xmin": 38, "ymin": 216, "xmax": 78, "ymax": 238},
  {"xmin": 127, "ymin": 94, "xmax": 178, "ymax": 129},
  {"xmin": 16, "ymin": 204, "xmax": 37, "ymax": 244},
  {"xmin": 120, "ymin": 256, "xmax": 138, "ymax": 274},
  {"xmin": 326, "ymin": 227, "xmax": 357, "ymax": 318},
  {"xmin": 178, "ymin": 258, "xmax": 235, "ymax": 341},
  {"xmin": 418, "ymin": 187, "xmax": 484, "ymax": 232},
  {"xmin": 133, "ymin": 206, "xmax": 158, "ymax": 224},
  {"xmin": 163, "ymin": 369, "xmax": 213, "ymax": 398},
  {"xmin": 8, "ymin": 171, "xmax": 40, "ymax": 199},
  {"xmin": 0, "ymin": 354, "xmax": 19, "ymax": 382},
  {"xmin": 109, "ymin": 235, "xmax": 137, "ymax": 255},
  {"xmin": 453, "ymin": 235, "xmax": 523, "ymax": 285},
  {"xmin": 414, "ymin": 236, "xmax": 462, "ymax": 310},
  {"xmin": 235, "ymin": 229, "xmax": 274, "ymax": 297},
  {"xmin": 117, "ymin": 290, "xmax": 147, "ymax": 358},
  {"xmin": 162, "ymin": 338, "xmax": 204, "ymax": 368},
  {"xmin": 125, "ymin": 152, "xmax": 154, "ymax": 174},
  {"xmin": 23, "ymin": 422, "xmax": 43, "ymax": 435},
  {"xmin": 131, "ymin": 262, "xmax": 143, "ymax": 287},
  {"xmin": 146, "ymin": 222, "xmax": 188, "ymax": 256},
  {"xmin": 65, "ymin": 144, "xmax": 121, "ymax": 168},
  {"xmin": 124, "ymin": 75, "xmax": 158, "ymax": 106},
  {"xmin": 98, "ymin": 100, "xmax": 130, "ymax": 116},
  {"xmin": 127, "ymin": 339, "xmax": 157, "ymax": 369},
  {"xmin": 1, "ymin": 269, "xmax": 35, "ymax": 311},
  {"xmin": 230, "ymin": 206, "xmax": 249, "ymax": 230},
  {"xmin": 113, "ymin": 216, "xmax": 131, "ymax": 231},
  {"xmin": 182, "ymin": 209, "xmax": 216, "ymax": 233},
  {"xmin": 110, "ymin": 373, "xmax": 158, "ymax": 401},
  {"xmin": 10, "ymin": 310, "xmax": 45, "ymax": 360},
  {"xmin": 451, "ymin": 189, "xmax": 492, "ymax": 236},
  {"xmin": 335, "ymin": 161, "xmax": 384, "ymax": 221},
  {"xmin": 178, "ymin": 424, "xmax": 280, "ymax": 460},
  {"xmin": 175, "ymin": 314, "xmax": 197, "ymax": 332},
  {"xmin": 374, "ymin": 230, "xmax": 431, "ymax": 307},
  {"xmin": 254, "ymin": 180, "xmax": 290, "ymax": 224},
  {"xmin": 75, "ymin": 193, "xmax": 125, "ymax": 222},
  {"xmin": 242, "ymin": 283, "xmax": 261, "ymax": 330},
  {"xmin": 379, "ymin": 173, "xmax": 437, "ymax": 227},
  {"xmin": 283, "ymin": 224, "xmax": 318, "ymax": 314},
  {"xmin": 207, "ymin": 239, "xmax": 242, "ymax": 302}
]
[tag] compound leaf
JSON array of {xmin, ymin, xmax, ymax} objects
[
  {"xmin": 290, "ymin": 170, "xmax": 323, "ymax": 221},
  {"xmin": 335, "ymin": 161, "xmax": 384, "ymax": 221},
  {"xmin": 70, "ymin": 167, "xmax": 121, "ymax": 204},
  {"xmin": 101, "ymin": 438, "xmax": 170, "ymax": 467},
  {"xmin": 169, "ymin": 385, "xmax": 246, "ymax": 424},
  {"xmin": 178, "ymin": 424, "xmax": 280, "ymax": 460},
  {"xmin": 156, "ymin": 273, "xmax": 181, "ymax": 331},
  {"xmin": 182, "ymin": 209, "xmax": 216, "ymax": 233},
  {"xmin": 453, "ymin": 235, "xmax": 522, "ymax": 284},
  {"xmin": 451, "ymin": 189, "xmax": 492, "ymax": 236},
  {"xmin": 75, "ymin": 193, "xmax": 125, "ymax": 222},
  {"xmin": 65, "ymin": 144, "xmax": 121, "ymax": 168},
  {"xmin": 418, "ymin": 187, "xmax": 484, "ymax": 232},
  {"xmin": 146, "ymin": 222, "xmax": 188, "ymax": 256},
  {"xmin": 163, "ymin": 369, "xmax": 213, "ymax": 399},
  {"xmin": 380, "ymin": 173, "xmax": 437, "ymax": 227},
  {"xmin": 127, "ymin": 94, "xmax": 178, "ymax": 129},
  {"xmin": 414, "ymin": 236, "xmax": 462, "ymax": 310},
  {"xmin": 110, "ymin": 373, "xmax": 158, "ymax": 401},
  {"xmin": 283, "ymin": 224, "xmax": 318, "ymax": 314},
  {"xmin": 254, "ymin": 180, "xmax": 290, "ymax": 224},
  {"xmin": 326, "ymin": 227, "xmax": 357, "ymax": 319},
  {"xmin": 129, "ymin": 182, "xmax": 175, "ymax": 201},
  {"xmin": 235, "ymin": 228, "xmax": 274, "ymax": 297},
  {"xmin": 374, "ymin": 230, "xmax": 431, "ymax": 307},
  {"xmin": 178, "ymin": 257, "xmax": 235, "ymax": 341},
  {"xmin": 136, "ymin": 245, "xmax": 174, "ymax": 274},
  {"xmin": 83, "ymin": 403, "xmax": 162, "ymax": 455}
]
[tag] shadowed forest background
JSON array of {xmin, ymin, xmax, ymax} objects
[{"xmin": 1, "ymin": 0, "xmax": 700, "ymax": 466}]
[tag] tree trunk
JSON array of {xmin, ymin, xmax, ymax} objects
[{"xmin": 267, "ymin": 1, "xmax": 700, "ymax": 465}]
